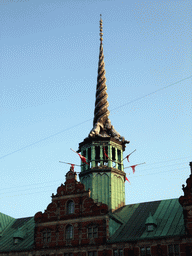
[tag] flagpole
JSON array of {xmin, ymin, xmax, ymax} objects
[
  {"xmin": 59, "ymin": 161, "xmax": 81, "ymax": 166},
  {"xmin": 124, "ymin": 162, "xmax": 146, "ymax": 169},
  {"xmin": 70, "ymin": 148, "xmax": 77, "ymax": 154},
  {"xmin": 122, "ymin": 149, "xmax": 136, "ymax": 162}
]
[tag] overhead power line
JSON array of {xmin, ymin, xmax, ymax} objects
[
  {"xmin": 0, "ymin": 75, "xmax": 191, "ymax": 160},
  {"xmin": 0, "ymin": 162, "xmax": 190, "ymax": 196},
  {"xmin": 127, "ymin": 167, "xmax": 189, "ymax": 178},
  {"xmin": 110, "ymin": 75, "xmax": 192, "ymax": 112},
  {"xmin": 124, "ymin": 161, "xmax": 190, "ymax": 172},
  {"xmin": 144, "ymin": 156, "xmax": 192, "ymax": 166},
  {"xmin": 0, "ymin": 167, "xmax": 189, "ymax": 199}
]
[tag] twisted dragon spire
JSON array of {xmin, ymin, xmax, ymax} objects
[
  {"xmin": 93, "ymin": 14, "xmax": 110, "ymax": 127},
  {"xmin": 89, "ymin": 15, "xmax": 129, "ymax": 145}
]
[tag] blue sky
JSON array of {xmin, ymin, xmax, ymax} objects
[{"xmin": 1, "ymin": 0, "xmax": 191, "ymax": 218}]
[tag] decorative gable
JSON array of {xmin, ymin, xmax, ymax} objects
[
  {"xmin": 34, "ymin": 167, "xmax": 109, "ymax": 250},
  {"xmin": 179, "ymin": 162, "xmax": 192, "ymax": 236},
  {"xmin": 54, "ymin": 168, "xmax": 86, "ymax": 197}
]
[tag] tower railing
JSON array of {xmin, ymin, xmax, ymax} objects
[{"xmin": 81, "ymin": 159, "xmax": 123, "ymax": 171}]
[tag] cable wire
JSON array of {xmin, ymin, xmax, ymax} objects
[
  {"xmin": 0, "ymin": 159, "xmax": 191, "ymax": 192},
  {"xmin": 0, "ymin": 166, "xmax": 190, "ymax": 198},
  {"xmin": 0, "ymin": 75, "xmax": 191, "ymax": 160}
]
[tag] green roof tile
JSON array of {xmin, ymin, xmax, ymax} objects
[
  {"xmin": 0, "ymin": 212, "xmax": 15, "ymax": 233},
  {"xmin": 108, "ymin": 198, "xmax": 185, "ymax": 243},
  {"xmin": 0, "ymin": 198, "xmax": 185, "ymax": 251},
  {"xmin": 0, "ymin": 216, "xmax": 35, "ymax": 252}
]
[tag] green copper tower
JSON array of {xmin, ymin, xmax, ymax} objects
[{"xmin": 78, "ymin": 15, "xmax": 129, "ymax": 212}]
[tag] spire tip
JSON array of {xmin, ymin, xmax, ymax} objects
[{"xmin": 100, "ymin": 14, "xmax": 103, "ymax": 43}]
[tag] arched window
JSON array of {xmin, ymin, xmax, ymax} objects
[
  {"xmin": 67, "ymin": 200, "xmax": 74, "ymax": 214},
  {"xmin": 66, "ymin": 225, "xmax": 73, "ymax": 240}
]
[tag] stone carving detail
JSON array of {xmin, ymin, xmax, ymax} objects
[{"xmin": 180, "ymin": 162, "xmax": 192, "ymax": 207}]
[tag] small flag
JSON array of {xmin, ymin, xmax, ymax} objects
[
  {"xmin": 126, "ymin": 154, "xmax": 130, "ymax": 162},
  {"xmin": 70, "ymin": 148, "xmax": 89, "ymax": 165},
  {"xmin": 103, "ymin": 147, "xmax": 114, "ymax": 162},
  {"xmin": 103, "ymin": 147, "xmax": 109, "ymax": 158},
  {"xmin": 130, "ymin": 165, "xmax": 137, "ymax": 174},
  {"xmin": 77, "ymin": 153, "xmax": 89, "ymax": 165},
  {"xmin": 124, "ymin": 162, "xmax": 146, "ymax": 173},
  {"xmin": 122, "ymin": 149, "xmax": 136, "ymax": 163},
  {"xmin": 125, "ymin": 177, "xmax": 130, "ymax": 183}
]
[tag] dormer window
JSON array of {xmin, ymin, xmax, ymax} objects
[
  {"xmin": 147, "ymin": 224, "xmax": 154, "ymax": 231},
  {"xmin": 145, "ymin": 212, "xmax": 157, "ymax": 232},
  {"xmin": 13, "ymin": 228, "xmax": 25, "ymax": 245},
  {"xmin": 67, "ymin": 200, "xmax": 74, "ymax": 214},
  {"xmin": 14, "ymin": 238, "xmax": 20, "ymax": 244}
]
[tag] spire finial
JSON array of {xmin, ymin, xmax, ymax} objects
[{"xmin": 100, "ymin": 14, "xmax": 103, "ymax": 43}]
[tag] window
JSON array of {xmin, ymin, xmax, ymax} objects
[
  {"xmin": 147, "ymin": 225, "xmax": 154, "ymax": 231},
  {"xmin": 140, "ymin": 247, "xmax": 151, "ymax": 256},
  {"xmin": 66, "ymin": 225, "xmax": 73, "ymax": 240},
  {"xmin": 119, "ymin": 250, "xmax": 123, "ymax": 256},
  {"xmin": 112, "ymin": 147, "xmax": 115, "ymax": 161},
  {"xmin": 114, "ymin": 250, "xmax": 118, "ymax": 256},
  {"xmin": 82, "ymin": 150, "xmax": 87, "ymax": 170},
  {"xmin": 103, "ymin": 146, "xmax": 108, "ymax": 163},
  {"xmin": 117, "ymin": 149, "xmax": 121, "ymax": 170},
  {"xmin": 88, "ymin": 252, "xmax": 97, "ymax": 256},
  {"xmin": 13, "ymin": 238, "xmax": 19, "ymax": 244},
  {"xmin": 43, "ymin": 231, "xmax": 51, "ymax": 243},
  {"xmin": 95, "ymin": 146, "xmax": 100, "ymax": 166},
  {"xmin": 168, "ymin": 244, "xmax": 179, "ymax": 256},
  {"xmin": 103, "ymin": 146, "xmax": 107, "ymax": 166},
  {"xmin": 146, "ymin": 248, "xmax": 151, "ymax": 256},
  {"xmin": 88, "ymin": 226, "xmax": 98, "ymax": 238},
  {"xmin": 113, "ymin": 249, "xmax": 123, "ymax": 256},
  {"xmin": 88, "ymin": 148, "xmax": 91, "ymax": 162},
  {"xmin": 67, "ymin": 200, "xmax": 74, "ymax": 214}
]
